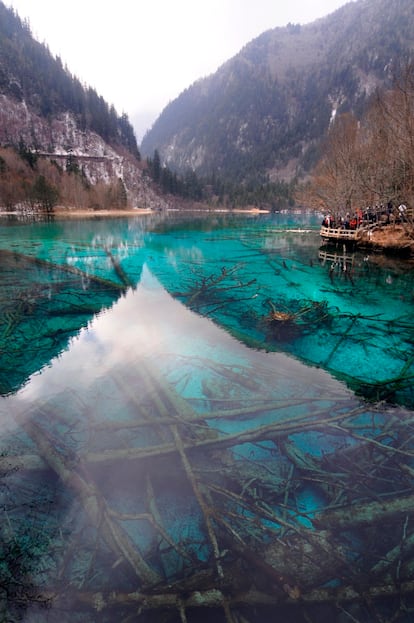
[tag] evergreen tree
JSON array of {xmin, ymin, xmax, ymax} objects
[
  {"xmin": 0, "ymin": 2, "xmax": 140, "ymax": 158},
  {"xmin": 31, "ymin": 175, "xmax": 59, "ymax": 212},
  {"xmin": 18, "ymin": 139, "xmax": 37, "ymax": 169},
  {"xmin": 152, "ymin": 150, "xmax": 161, "ymax": 183}
]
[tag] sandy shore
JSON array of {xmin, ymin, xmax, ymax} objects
[
  {"xmin": 1, "ymin": 204, "xmax": 271, "ymax": 218},
  {"xmin": 51, "ymin": 206, "xmax": 271, "ymax": 218},
  {"xmin": 53, "ymin": 207, "xmax": 154, "ymax": 218}
]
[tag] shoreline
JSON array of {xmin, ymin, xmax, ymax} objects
[
  {"xmin": 53, "ymin": 206, "xmax": 271, "ymax": 217},
  {"xmin": 359, "ymin": 227, "xmax": 414, "ymax": 258},
  {"xmin": 53, "ymin": 207, "xmax": 153, "ymax": 218},
  {"xmin": 321, "ymin": 223, "xmax": 414, "ymax": 258},
  {"xmin": 1, "ymin": 206, "xmax": 271, "ymax": 219}
]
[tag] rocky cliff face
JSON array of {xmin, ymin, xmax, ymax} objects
[{"xmin": 0, "ymin": 94, "xmax": 169, "ymax": 210}]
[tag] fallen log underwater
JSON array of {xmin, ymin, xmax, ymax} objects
[
  {"xmin": 4, "ymin": 351, "xmax": 414, "ymax": 623},
  {"xmin": 0, "ymin": 248, "xmax": 128, "ymax": 292},
  {"xmin": 55, "ymin": 578, "xmax": 414, "ymax": 613}
]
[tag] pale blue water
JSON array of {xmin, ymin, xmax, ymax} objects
[{"xmin": 0, "ymin": 211, "xmax": 413, "ymax": 622}]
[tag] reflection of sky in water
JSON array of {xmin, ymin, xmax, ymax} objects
[{"xmin": 12, "ymin": 265, "xmax": 345, "ymax": 410}]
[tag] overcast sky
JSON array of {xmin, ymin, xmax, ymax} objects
[{"xmin": 8, "ymin": 0, "xmax": 351, "ymax": 142}]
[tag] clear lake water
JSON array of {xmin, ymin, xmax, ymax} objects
[{"xmin": 0, "ymin": 211, "xmax": 414, "ymax": 622}]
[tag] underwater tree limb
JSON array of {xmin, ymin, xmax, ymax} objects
[
  {"xmin": 17, "ymin": 417, "xmax": 160, "ymax": 586},
  {"xmin": 135, "ymin": 359, "xmax": 239, "ymax": 616},
  {"xmin": 89, "ymin": 397, "xmax": 316, "ymax": 431},
  {"xmin": 188, "ymin": 357, "xmax": 262, "ymax": 391},
  {"xmin": 315, "ymin": 492, "xmax": 414, "ymax": 530},
  {"xmin": 139, "ymin": 358, "xmax": 204, "ymax": 423},
  {"xmin": 85, "ymin": 404, "xmax": 369, "ymax": 466},
  {"xmin": 6, "ymin": 403, "xmax": 381, "ymax": 475},
  {"xmin": 207, "ymin": 480, "xmax": 352, "ymax": 592},
  {"xmin": 61, "ymin": 578, "xmax": 414, "ymax": 613},
  {"xmin": 104, "ymin": 248, "xmax": 134, "ymax": 288},
  {"xmin": 145, "ymin": 474, "xmax": 193, "ymax": 565},
  {"xmin": 120, "ymin": 359, "xmax": 224, "ymax": 573},
  {"xmin": 0, "ymin": 248, "xmax": 127, "ymax": 291},
  {"xmin": 327, "ymin": 422, "xmax": 414, "ymax": 458},
  {"xmin": 184, "ymin": 263, "xmax": 247, "ymax": 306},
  {"xmin": 370, "ymin": 517, "xmax": 414, "ymax": 578},
  {"xmin": 169, "ymin": 423, "xmax": 224, "ymax": 580},
  {"xmin": 323, "ymin": 315, "xmax": 359, "ymax": 367}
]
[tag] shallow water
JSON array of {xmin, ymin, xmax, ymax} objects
[{"xmin": 1, "ymin": 211, "xmax": 414, "ymax": 622}]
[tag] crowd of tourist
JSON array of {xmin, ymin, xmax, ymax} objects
[{"xmin": 322, "ymin": 202, "xmax": 409, "ymax": 229}]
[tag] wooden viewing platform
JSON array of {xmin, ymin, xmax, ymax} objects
[{"xmin": 320, "ymin": 225, "xmax": 365, "ymax": 242}]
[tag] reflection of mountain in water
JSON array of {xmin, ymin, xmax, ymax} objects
[
  {"xmin": 0, "ymin": 249, "xmax": 129, "ymax": 394},
  {"xmin": 148, "ymin": 246, "xmax": 414, "ymax": 408}
]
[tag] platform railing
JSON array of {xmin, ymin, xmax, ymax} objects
[{"xmin": 320, "ymin": 225, "xmax": 360, "ymax": 239}]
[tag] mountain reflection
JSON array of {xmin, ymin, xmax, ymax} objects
[{"xmin": 0, "ymin": 248, "xmax": 128, "ymax": 395}]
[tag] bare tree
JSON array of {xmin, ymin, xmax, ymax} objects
[
  {"xmin": 305, "ymin": 113, "xmax": 361, "ymax": 219},
  {"xmin": 305, "ymin": 62, "xmax": 414, "ymax": 236},
  {"xmin": 370, "ymin": 63, "xmax": 414, "ymax": 232},
  {"xmin": 355, "ymin": 100, "xmax": 395, "ymax": 207}
]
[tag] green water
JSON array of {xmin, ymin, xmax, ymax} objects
[{"xmin": 0, "ymin": 211, "xmax": 414, "ymax": 622}]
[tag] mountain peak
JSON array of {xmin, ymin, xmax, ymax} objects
[{"xmin": 141, "ymin": 0, "xmax": 414, "ymax": 187}]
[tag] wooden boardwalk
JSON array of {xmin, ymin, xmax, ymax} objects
[{"xmin": 320, "ymin": 225, "xmax": 366, "ymax": 242}]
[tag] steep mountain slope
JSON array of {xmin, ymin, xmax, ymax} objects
[
  {"xmin": 141, "ymin": 0, "xmax": 414, "ymax": 185},
  {"xmin": 0, "ymin": 1, "xmax": 168, "ymax": 210}
]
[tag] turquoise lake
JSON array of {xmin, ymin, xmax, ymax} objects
[{"xmin": 1, "ymin": 211, "xmax": 414, "ymax": 622}]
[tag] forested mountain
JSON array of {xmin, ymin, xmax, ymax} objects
[
  {"xmin": 141, "ymin": 0, "xmax": 414, "ymax": 190},
  {"xmin": 0, "ymin": 1, "xmax": 170, "ymax": 211},
  {"xmin": 0, "ymin": 2, "xmax": 138, "ymax": 156}
]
